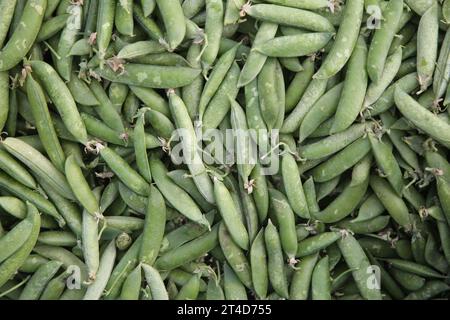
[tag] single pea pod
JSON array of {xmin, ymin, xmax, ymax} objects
[
  {"xmin": 95, "ymin": 64, "xmax": 202, "ymax": 89},
  {"xmin": 19, "ymin": 260, "xmax": 63, "ymax": 300},
  {"xmin": 315, "ymin": 0, "xmax": 364, "ymax": 79},
  {"xmin": 0, "ymin": 0, "xmax": 47, "ymax": 71},
  {"xmin": 28, "ymin": 60, "xmax": 88, "ymax": 145},
  {"xmin": 201, "ymin": 0, "xmax": 224, "ymax": 75},
  {"xmin": 290, "ymin": 253, "xmax": 319, "ymax": 300}
]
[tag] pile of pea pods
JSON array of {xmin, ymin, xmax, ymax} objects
[{"xmin": 0, "ymin": 0, "xmax": 450, "ymax": 301}]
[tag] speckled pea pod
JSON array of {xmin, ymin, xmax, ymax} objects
[
  {"xmin": 200, "ymin": 0, "xmax": 223, "ymax": 74},
  {"xmin": 367, "ymin": 0, "xmax": 403, "ymax": 83},
  {"xmin": 416, "ymin": 2, "xmax": 439, "ymax": 92},
  {"xmin": 0, "ymin": 0, "xmax": 47, "ymax": 71},
  {"xmin": 96, "ymin": 0, "xmax": 115, "ymax": 61},
  {"xmin": 433, "ymin": 28, "xmax": 450, "ymax": 100},
  {"xmin": 28, "ymin": 61, "xmax": 89, "ymax": 145},
  {"xmin": 115, "ymin": 0, "xmax": 134, "ymax": 36},
  {"xmin": 245, "ymin": 4, "xmax": 335, "ymax": 32},
  {"xmin": 264, "ymin": 220, "xmax": 289, "ymax": 298},
  {"xmin": 369, "ymin": 175, "xmax": 411, "ymax": 229},
  {"xmin": 237, "ymin": 22, "xmax": 278, "ymax": 88},
  {"xmin": 311, "ymin": 256, "xmax": 331, "ymax": 300},
  {"xmin": 0, "ymin": 0, "xmax": 18, "ymax": 48},
  {"xmin": 182, "ymin": 43, "xmax": 204, "ymax": 120},
  {"xmin": 290, "ymin": 253, "xmax": 319, "ymax": 300},
  {"xmin": 315, "ymin": 0, "xmax": 364, "ymax": 79}
]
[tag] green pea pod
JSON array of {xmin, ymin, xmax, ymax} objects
[
  {"xmin": 315, "ymin": 0, "xmax": 364, "ymax": 79},
  {"xmin": 150, "ymin": 156, "xmax": 209, "ymax": 227},
  {"xmin": 255, "ymin": 33, "xmax": 333, "ymax": 58},
  {"xmin": 367, "ymin": 0, "xmax": 403, "ymax": 83},
  {"xmin": 119, "ymin": 264, "xmax": 142, "ymax": 300},
  {"xmin": 155, "ymin": 224, "xmax": 219, "ymax": 271},
  {"xmin": 395, "ymin": 87, "xmax": 450, "ymax": 148},
  {"xmin": 250, "ymin": 229, "xmax": 268, "ymax": 299},
  {"xmin": 296, "ymin": 232, "xmax": 341, "ymax": 258},
  {"xmin": 115, "ymin": 0, "xmax": 134, "ymax": 36},
  {"xmin": 285, "ymin": 58, "xmax": 315, "ymax": 112},
  {"xmin": 0, "ymin": 0, "xmax": 47, "ymax": 71},
  {"xmin": 245, "ymin": 4, "xmax": 335, "ymax": 32},
  {"xmin": 0, "ymin": 203, "xmax": 41, "ymax": 288},
  {"xmin": 223, "ymin": 262, "xmax": 247, "ymax": 300},
  {"xmin": 142, "ymin": 264, "xmax": 169, "ymax": 300},
  {"xmin": 281, "ymin": 153, "xmax": 309, "ymax": 219},
  {"xmin": 290, "ymin": 253, "xmax": 319, "ymax": 300},
  {"xmin": 264, "ymin": 220, "xmax": 289, "ymax": 298},
  {"xmin": 19, "ymin": 261, "xmax": 62, "ymax": 300},
  {"xmin": 201, "ymin": 0, "xmax": 224, "ymax": 74},
  {"xmin": 95, "ymin": 64, "xmax": 202, "ymax": 89},
  {"xmin": 417, "ymin": 2, "xmax": 438, "ymax": 92},
  {"xmin": 312, "ymin": 256, "xmax": 331, "ymax": 300},
  {"xmin": 28, "ymin": 61, "xmax": 89, "ymax": 144},
  {"xmin": 182, "ymin": 43, "xmax": 204, "ymax": 120},
  {"xmin": 331, "ymin": 35, "xmax": 368, "ymax": 134},
  {"xmin": 338, "ymin": 234, "xmax": 383, "ymax": 300},
  {"xmin": 0, "ymin": 72, "xmax": 9, "ymax": 133},
  {"xmin": 134, "ymin": 114, "xmax": 152, "ymax": 183},
  {"xmin": 0, "ymin": 0, "xmax": 18, "ymax": 48},
  {"xmin": 139, "ymin": 186, "xmax": 166, "ymax": 265}
]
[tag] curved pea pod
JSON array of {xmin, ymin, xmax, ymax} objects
[
  {"xmin": 98, "ymin": 145, "xmax": 150, "ymax": 196},
  {"xmin": 433, "ymin": 28, "xmax": 450, "ymax": 100},
  {"xmin": 117, "ymin": 41, "xmax": 166, "ymax": 60},
  {"xmin": 425, "ymin": 234, "xmax": 449, "ymax": 274},
  {"xmin": 119, "ymin": 264, "xmax": 142, "ymax": 300},
  {"xmin": 315, "ymin": 169, "xmax": 370, "ymax": 224},
  {"xmin": 330, "ymin": 35, "xmax": 368, "ymax": 134},
  {"xmin": 256, "ymin": 58, "xmax": 280, "ymax": 130},
  {"xmin": 150, "ymin": 156, "xmax": 209, "ymax": 228},
  {"xmin": 206, "ymin": 276, "xmax": 225, "ymax": 300},
  {"xmin": 2, "ymin": 138, "xmax": 74, "ymax": 201},
  {"xmin": 156, "ymin": 224, "xmax": 219, "ymax": 271},
  {"xmin": 314, "ymin": 0, "xmax": 364, "ymax": 79},
  {"xmin": 28, "ymin": 60, "xmax": 88, "ymax": 145},
  {"xmin": 359, "ymin": 237, "xmax": 397, "ymax": 259},
  {"xmin": 281, "ymin": 153, "xmax": 309, "ymax": 219},
  {"xmin": 316, "ymin": 176, "xmax": 341, "ymax": 201},
  {"xmin": 394, "ymin": 87, "xmax": 450, "ymax": 148},
  {"xmin": 56, "ymin": 3, "xmax": 82, "ymax": 81},
  {"xmin": 366, "ymin": 252, "xmax": 405, "ymax": 300},
  {"xmin": 141, "ymin": 264, "xmax": 169, "ymax": 300},
  {"xmin": 245, "ymin": 4, "xmax": 335, "ymax": 32},
  {"xmin": 255, "ymin": 32, "xmax": 333, "ymax": 58},
  {"xmin": 338, "ymin": 234, "xmax": 382, "ymax": 300},
  {"xmin": 311, "ymin": 138, "xmax": 371, "ymax": 183},
  {"xmin": 0, "ymin": 203, "xmax": 40, "ymax": 288},
  {"xmin": 223, "ymin": 262, "xmax": 247, "ymax": 300},
  {"xmin": 249, "ymin": 164, "xmax": 269, "ymax": 223},
  {"xmin": 95, "ymin": 64, "xmax": 202, "ymax": 89},
  {"xmin": 237, "ymin": 22, "xmax": 278, "ymax": 88},
  {"xmin": 417, "ymin": 2, "xmax": 439, "ymax": 93},
  {"xmin": 130, "ymin": 86, "xmax": 170, "ymax": 117},
  {"xmin": 0, "ymin": 0, "xmax": 46, "ymax": 71},
  {"xmin": 133, "ymin": 114, "xmax": 152, "ymax": 183},
  {"xmin": 202, "ymin": 62, "xmax": 240, "ymax": 130},
  {"xmin": 384, "ymin": 259, "xmax": 447, "ymax": 279},
  {"xmin": 200, "ymin": 0, "xmax": 223, "ymax": 74},
  {"xmin": 349, "ymin": 150, "xmax": 372, "ymax": 187},
  {"xmin": 404, "ymin": 281, "xmax": 450, "ymax": 300},
  {"xmin": 169, "ymin": 91, "xmax": 214, "ymax": 204},
  {"xmin": 181, "ymin": 43, "xmax": 203, "ymax": 120},
  {"xmin": 299, "ymin": 82, "xmax": 344, "ymax": 142},
  {"xmin": 299, "ymin": 123, "xmax": 368, "ymax": 160},
  {"xmin": 369, "ymin": 175, "xmax": 411, "ymax": 230},
  {"xmin": 365, "ymin": 72, "xmax": 418, "ymax": 117},
  {"xmin": 156, "ymin": 0, "xmax": 185, "ymax": 51},
  {"xmin": 214, "ymin": 178, "xmax": 249, "ymax": 251},
  {"xmin": 26, "ymin": 74, "xmax": 66, "ymax": 172},
  {"xmin": 0, "ymin": 149, "xmax": 36, "ymax": 190},
  {"xmin": 369, "ymin": 133, "xmax": 404, "ymax": 196},
  {"xmin": 175, "ymin": 273, "xmax": 201, "ymax": 300},
  {"xmin": 264, "ymin": 220, "xmax": 289, "ymax": 298},
  {"xmin": 96, "ymin": 0, "xmax": 115, "ymax": 61},
  {"xmin": 0, "ymin": 72, "xmax": 9, "ymax": 132},
  {"xmin": 285, "ymin": 58, "xmax": 315, "ymax": 112},
  {"xmin": 0, "ymin": 205, "xmax": 35, "ymax": 264},
  {"xmin": 67, "ymin": 74, "xmax": 99, "ymax": 107},
  {"xmin": 352, "ymin": 193, "xmax": 385, "ymax": 223},
  {"xmin": 198, "ymin": 44, "xmax": 239, "ymax": 120},
  {"xmin": 115, "ymin": 0, "xmax": 134, "ymax": 37},
  {"xmin": 296, "ymin": 232, "xmax": 341, "ymax": 258},
  {"xmin": 250, "ymin": 229, "xmax": 268, "ymax": 299},
  {"xmin": 390, "ymin": 269, "xmax": 423, "ymax": 292},
  {"xmin": 290, "ymin": 253, "xmax": 319, "ymax": 300},
  {"xmin": 139, "ymin": 186, "xmax": 166, "ymax": 266},
  {"xmin": 366, "ymin": 0, "xmax": 403, "ymax": 83},
  {"xmin": 0, "ymin": 0, "xmax": 17, "ymax": 48},
  {"xmin": 365, "ymin": 47, "xmax": 402, "ymax": 110},
  {"xmin": 268, "ymin": 189, "xmax": 298, "ymax": 263},
  {"xmin": 65, "ymin": 155, "xmax": 100, "ymax": 218},
  {"xmin": 337, "ymin": 216, "xmax": 391, "ymax": 235},
  {"xmin": 311, "ymin": 256, "xmax": 331, "ymax": 300},
  {"xmin": 19, "ymin": 260, "xmax": 63, "ymax": 300}
]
